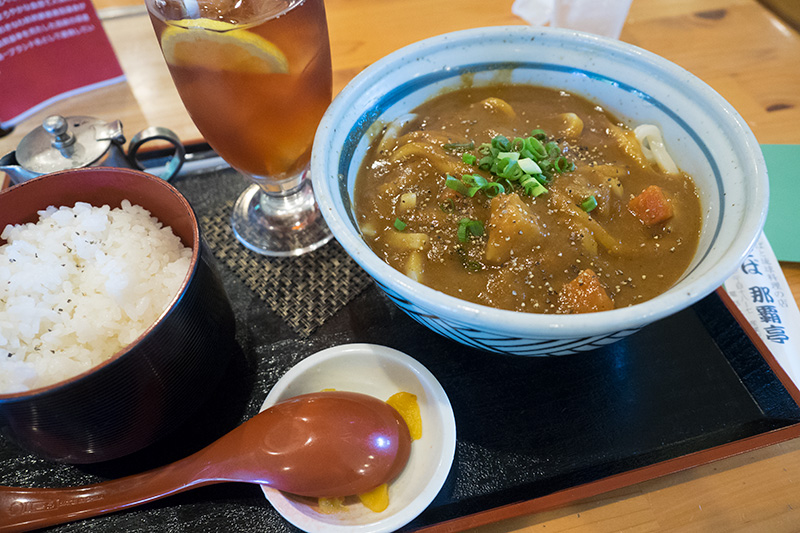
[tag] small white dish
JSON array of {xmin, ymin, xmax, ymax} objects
[{"xmin": 259, "ymin": 343, "xmax": 456, "ymax": 533}]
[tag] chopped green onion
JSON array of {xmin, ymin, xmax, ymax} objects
[
  {"xmin": 537, "ymin": 160, "xmax": 553, "ymax": 178},
  {"xmin": 482, "ymin": 182, "xmax": 505, "ymax": 198},
  {"xmin": 455, "ymin": 246, "xmax": 483, "ymax": 271},
  {"xmin": 530, "ymin": 129, "xmax": 547, "ymax": 141},
  {"xmin": 446, "ymin": 173, "xmax": 504, "ymax": 198},
  {"xmin": 451, "ymin": 130, "xmax": 573, "ymax": 199},
  {"xmin": 497, "ymin": 151, "xmax": 520, "ymax": 162},
  {"xmin": 580, "ymin": 195, "xmax": 598, "ymax": 212},
  {"xmin": 491, "ymin": 135, "xmax": 511, "ymax": 151},
  {"xmin": 532, "ymin": 173, "xmax": 548, "ymax": 185},
  {"xmin": 498, "ymin": 161, "xmax": 524, "ymax": 180},
  {"xmin": 443, "ymin": 141, "xmax": 475, "ymax": 151},
  {"xmin": 520, "ymin": 175, "xmax": 548, "ymax": 197},
  {"xmin": 445, "ymin": 174, "xmax": 476, "ymax": 197},
  {"xmin": 439, "ymin": 198, "xmax": 456, "ymax": 213},
  {"xmin": 526, "ymin": 137, "xmax": 547, "ymax": 160},
  {"xmin": 457, "ymin": 217, "xmax": 484, "ymax": 243},
  {"xmin": 477, "ymin": 155, "xmax": 493, "ymax": 169},
  {"xmin": 517, "ymin": 157, "xmax": 542, "ymax": 175},
  {"xmin": 465, "ymin": 260, "xmax": 483, "ymax": 272},
  {"xmin": 497, "ymin": 177, "xmax": 514, "ymax": 191},
  {"xmin": 445, "ymin": 174, "xmax": 464, "ymax": 192},
  {"xmin": 394, "ymin": 218, "xmax": 408, "ymax": 231},
  {"xmin": 554, "ymin": 156, "xmax": 574, "ymax": 173},
  {"xmin": 457, "ymin": 224, "xmax": 467, "ymax": 243},
  {"xmin": 463, "ymin": 174, "xmax": 488, "ymax": 188}
]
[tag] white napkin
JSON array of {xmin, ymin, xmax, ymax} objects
[
  {"xmin": 512, "ymin": 0, "xmax": 632, "ymax": 39},
  {"xmin": 511, "ymin": 0, "xmax": 554, "ymax": 27},
  {"xmin": 725, "ymin": 233, "xmax": 800, "ymax": 387}
]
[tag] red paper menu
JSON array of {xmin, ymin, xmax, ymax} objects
[{"xmin": 0, "ymin": 0, "xmax": 125, "ymax": 130}]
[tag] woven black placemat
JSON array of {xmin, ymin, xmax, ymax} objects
[{"xmin": 198, "ymin": 200, "xmax": 371, "ymax": 336}]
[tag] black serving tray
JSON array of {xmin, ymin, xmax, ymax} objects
[{"xmin": 1, "ymin": 168, "xmax": 799, "ymax": 533}]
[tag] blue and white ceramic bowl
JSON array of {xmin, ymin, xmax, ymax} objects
[{"xmin": 311, "ymin": 26, "xmax": 768, "ymax": 356}]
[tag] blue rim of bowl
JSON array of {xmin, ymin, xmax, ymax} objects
[{"xmin": 313, "ymin": 26, "xmax": 768, "ymax": 339}]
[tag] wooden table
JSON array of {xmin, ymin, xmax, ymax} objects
[{"xmin": 3, "ymin": 0, "xmax": 800, "ymax": 530}]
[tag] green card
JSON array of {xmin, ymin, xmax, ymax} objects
[{"xmin": 762, "ymin": 144, "xmax": 800, "ymax": 263}]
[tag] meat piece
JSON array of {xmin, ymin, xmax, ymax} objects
[
  {"xmin": 557, "ymin": 269, "xmax": 614, "ymax": 314},
  {"xmin": 628, "ymin": 185, "xmax": 674, "ymax": 226},
  {"xmin": 485, "ymin": 193, "xmax": 542, "ymax": 265}
]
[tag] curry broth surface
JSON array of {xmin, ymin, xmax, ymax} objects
[{"xmin": 354, "ymin": 85, "xmax": 702, "ymax": 313}]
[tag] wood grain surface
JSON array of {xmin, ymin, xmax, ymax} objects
[{"xmin": 3, "ymin": 1, "xmax": 800, "ymax": 530}]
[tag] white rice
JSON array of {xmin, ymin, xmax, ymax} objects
[{"xmin": 0, "ymin": 201, "xmax": 192, "ymax": 394}]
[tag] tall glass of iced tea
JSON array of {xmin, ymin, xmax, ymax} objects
[{"xmin": 145, "ymin": 0, "xmax": 332, "ymax": 255}]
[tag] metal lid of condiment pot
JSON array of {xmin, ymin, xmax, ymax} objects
[{"xmin": 15, "ymin": 115, "xmax": 125, "ymax": 174}]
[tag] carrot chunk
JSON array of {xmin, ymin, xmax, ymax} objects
[
  {"xmin": 628, "ymin": 185, "xmax": 674, "ymax": 226},
  {"xmin": 557, "ymin": 269, "xmax": 614, "ymax": 314}
]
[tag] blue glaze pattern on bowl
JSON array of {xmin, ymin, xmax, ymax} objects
[
  {"xmin": 375, "ymin": 279, "xmax": 642, "ymax": 356},
  {"xmin": 312, "ymin": 26, "xmax": 768, "ymax": 356}
]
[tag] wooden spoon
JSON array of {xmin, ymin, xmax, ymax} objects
[{"xmin": 0, "ymin": 391, "xmax": 412, "ymax": 532}]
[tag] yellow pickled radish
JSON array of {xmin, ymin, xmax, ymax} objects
[
  {"xmin": 358, "ymin": 483, "xmax": 390, "ymax": 513},
  {"xmin": 160, "ymin": 18, "xmax": 289, "ymax": 74},
  {"xmin": 386, "ymin": 391, "xmax": 422, "ymax": 440}
]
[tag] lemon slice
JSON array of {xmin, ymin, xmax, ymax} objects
[{"xmin": 161, "ymin": 18, "xmax": 289, "ymax": 74}]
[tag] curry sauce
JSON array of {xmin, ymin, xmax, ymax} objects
[{"xmin": 354, "ymin": 85, "xmax": 702, "ymax": 314}]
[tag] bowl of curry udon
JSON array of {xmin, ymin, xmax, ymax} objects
[{"xmin": 311, "ymin": 26, "xmax": 768, "ymax": 356}]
